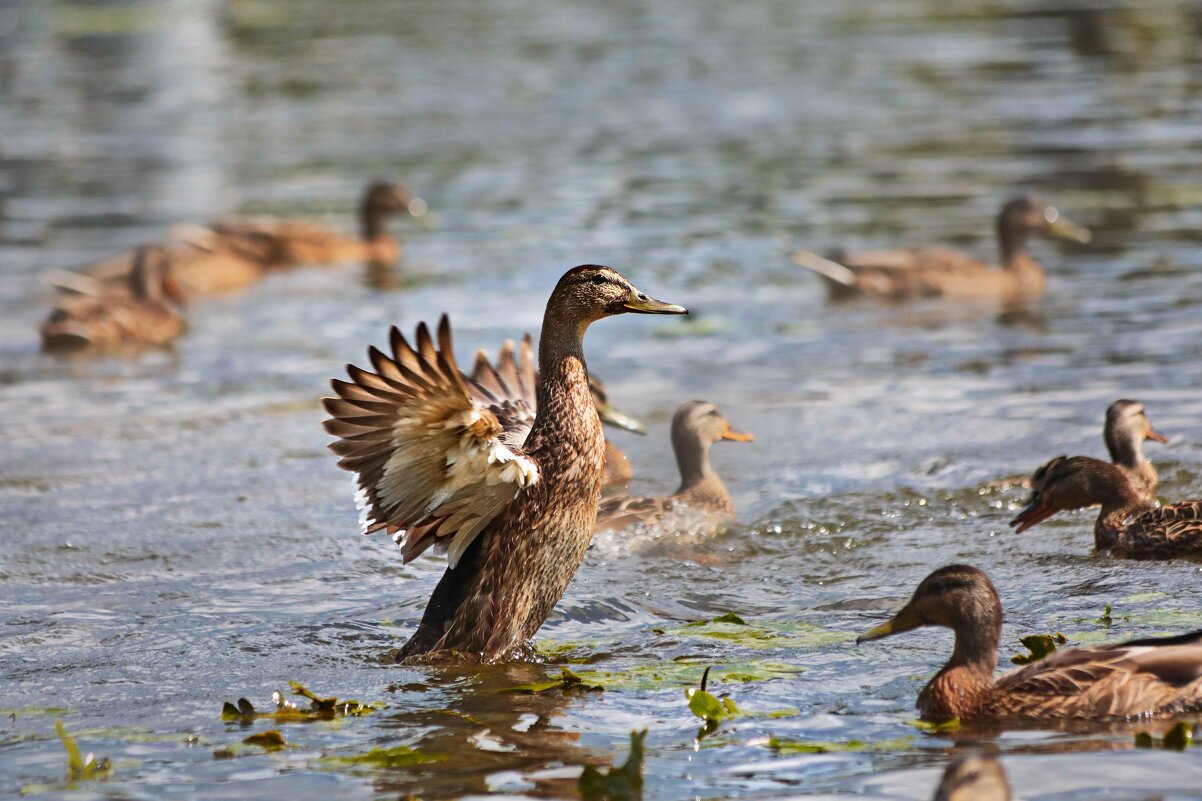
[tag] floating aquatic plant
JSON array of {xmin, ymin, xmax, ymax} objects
[
  {"xmin": 1135, "ymin": 721, "xmax": 1196, "ymax": 751},
  {"xmin": 316, "ymin": 743, "xmax": 444, "ymax": 768},
  {"xmin": 220, "ymin": 681, "xmax": 384, "ymax": 723},
  {"xmin": 578, "ymin": 729, "xmax": 646, "ymax": 800},
  {"xmin": 502, "ymin": 666, "xmax": 605, "ymax": 694},
  {"xmin": 1010, "ymin": 632, "xmax": 1066, "ymax": 664},
  {"xmin": 765, "ymin": 735, "xmax": 914, "ymax": 754},
  {"xmin": 55, "ymin": 720, "xmax": 112, "ymax": 782},
  {"xmin": 685, "ymin": 666, "xmax": 740, "ymax": 725}
]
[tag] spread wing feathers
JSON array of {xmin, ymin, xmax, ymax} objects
[
  {"xmin": 465, "ymin": 334, "xmax": 538, "ymax": 449},
  {"xmin": 996, "ymin": 630, "xmax": 1202, "ymax": 717},
  {"xmin": 323, "ymin": 315, "xmax": 539, "ymax": 568}
]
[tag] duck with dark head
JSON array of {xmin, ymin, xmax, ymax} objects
[
  {"xmin": 858, "ymin": 564, "xmax": 1202, "ymax": 721},
  {"xmin": 323, "ymin": 265, "xmax": 686, "ymax": 662},
  {"xmin": 1011, "ymin": 455, "xmax": 1202, "ymax": 559},
  {"xmin": 792, "ymin": 195, "xmax": 1091, "ymax": 303}
]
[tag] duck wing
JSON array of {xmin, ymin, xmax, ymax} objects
[
  {"xmin": 1120, "ymin": 501, "xmax": 1202, "ymax": 558},
  {"xmin": 594, "ymin": 494, "xmax": 676, "ymax": 532},
  {"xmin": 994, "ymin": 630, "xmax": 1202, "ymax": 717},
  {"xmin": 465, "ymin": 334, "xmax": 538, "ymax": 450},
  {"xmin": 323, "ymin": 315, "xmax": 540, "ymax": 568},
  {"xmin": 837, "ymin": 246, "xmax": 986, "ymax": 274}
]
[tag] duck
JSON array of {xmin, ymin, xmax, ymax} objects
[
  {"xmin": 40, "ymin": 245, "xmax": 185, "ymax": 351},
  {"xmin": 54, "ymin": 180, "xmax": 420, "ymax": 300},
  {"xmin": 1102, "ymin": 399, "xmax": 1167, "ymax": 502},
  {"xmin": 465, "ymin": 335, "xmax": 646, "ymax": 490},
  {"xmin": 858, "ymin": 564, "xmax": 1202, "ymax": 721},
  {"xmin": 593, "ymin": 400, "xmax": 753, "ymax": 534},
  {"xmin": 933, "ymin": 754, "xmax": 1011, "ymax": 801},
  {"xmin": 322, "ymin": 265, "xmax": 686, "ymax": 661},
  {"xmin": 1010, "ymin": 456, "xmax": 1202, "ymax": 559},
  {"xmin": 792, "ymin": 196, "xmax": 1091, "ymax": 302}
]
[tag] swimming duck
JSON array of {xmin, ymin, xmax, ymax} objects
[
  {"xmin": 1010, "ymin": 456, "xmax": 1202, "ymax": 559},
  {"xmin": 1103, "ymin": 399, "xmax": 1167, "ymax": 502},
  {"xmin": 858, "ymin": 564, "xmax": 1202, "ymax": 721},
  {"xmin": 793, "ymin": 196, "xmax": 1091, "ymax": 302},
  {"xmin": 466, "ymin": 335, "xmax": 646, "ymax": 489},
  {"xmin": 56, "ymin": 181, "xmax": 420, "ymax": 300},
  {"xmin": 41, "ymin": 245, "xmax": 185, "ymax": 350},
  {"xmin": 322, "ymin": 265, "xmax": 686, "ymax": 661},
  {"xmin": 193, "ymin": 180, "xmax": 420, "ymax": 270},
  {"xmin": 933, "ymin": 755, "xmax": 1010, "ymax": 801},
  {"xmin": 593, "ymin": 401, "xmax": 753, "ymax": 534}
]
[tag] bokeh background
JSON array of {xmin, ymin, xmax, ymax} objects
[{"xmin": 2, "ymin": 1, "xmax": 1202, "ymax": 799}]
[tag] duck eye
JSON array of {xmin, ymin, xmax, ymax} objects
[{"xmin": 592, "ymin": 274, "xmax": 607, "ymax": 285}]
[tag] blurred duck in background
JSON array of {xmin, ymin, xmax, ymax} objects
[
  {"xmin": 468, "ymin": 335, "xmax": 646, "ymax": 490},
  {"xmin": 932, "ymin": 754, "xmax": 1011, "ymax": 801},
  {"xmin": 859, "ymin": 564, "xmax": 1202, "ymax": 720},
  {"xmin": 593, "ymin": 400, "xmax": 753, "ymax": 535},
  {"xmin": 41, "ymin": 245, "xmax": 184, "ymax": 351},
  {"xmin": 1011, "ymin": 455, "xmax": 1201, "ymax": 559},
  {"xmin": 1102, "ymin": 399, "xmax": 1167, "ymax": 502},
  {"xmin": 48, "ymin": 180, "xmax": 424, "ymax": 300},
  {"xmin": 793, "ymin": 196, "xmax": 1090, "ymax": 303}
]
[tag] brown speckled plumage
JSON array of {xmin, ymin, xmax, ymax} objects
[
  {"xmin": 793, "ymin": 197, "xmax": 1090, "ymax": 302},
  {"xmin": 1012, "ymin": 456, "xmax": 1202, "ymax": 559},
  {"xmin": 860, "ymin": 565, "xmax": 1202, "ymax": 721},
  {"xmin": 323, "ymin": 265, "xmax": 685, "ymax": 662}
]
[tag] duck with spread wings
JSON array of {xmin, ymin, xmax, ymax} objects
[{"xmin": 323, "ymin": 265, "xmax": 686, "ymax": 662}]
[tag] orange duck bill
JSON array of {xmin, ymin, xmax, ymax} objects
[
  {"xmin": 720, "ymin": 421, "xmax": 754, "ymax": 443},
  {"xmin": 1009, "ymin": 496, "xmax": 1058, "ymax": 533},
  {"xmin": 1146, "ymin": 428, "xmax": 1169, "ymax": 444}
]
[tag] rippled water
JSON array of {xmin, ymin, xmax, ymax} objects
[{"xmin": 3, "ymin": 0, "xmax": 1202, "ymax": 798}]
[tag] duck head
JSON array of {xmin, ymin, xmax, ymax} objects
[
  {"xmin": 998, "ymin": 196, "xmax": 1091, "ymax": 260},
  {"xmin": 1105, "ymin": 399, "xmax": 1168, "ymax": 462},
  {"xmin": 1010, "ymin": 455, "xmax": 1140, "ymax": 533},
  {"xmin": 857, "ymin": 564, "xmax": 1001, "ymax": 644}
]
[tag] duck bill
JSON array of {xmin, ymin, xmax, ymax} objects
[
  {"xmin": 720, "ymin": 422, "xmax": 755, "ymax": 443},
  {"xmin": 622, "ymin": 286, "xmax": 687, "ymax": 315},
  {"xmin": 1044, "ymin": 210, "xmax": 1092, "ymax": 244},
  {"xmin": 857, "ymin": 604, "xmax": 921, "ymax": 644},
  {"xmin": 1009, "ymin": 498, "xmax": 1057, "ymax": 533},
  {"xmin": 599, "ymin": 404, "xmax": 646, "ymax": 434},
  {"xmin": 1146, "ymin": 429, "xmax": 1168, "ymax": 444}
]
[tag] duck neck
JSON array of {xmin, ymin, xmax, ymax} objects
[
  {"xmin": 673, "ymin": 437, "xmax": 732, "ymax": 512},
  {"xmin": 360, "ymin": 197, "xmax": 391, "ymax": 243},
  {"xmin": 947, "ymin": 615, "xmax": 1001, "ymax": 677},
  {"xmin": 1105, "ymin": 429, "xmax": 1145, "ymax": 472},
  {"xmin": 529, "ymin": 315, "xmax": 598, "ymax": 457},
  {"xmin": 997, "ymin": 218, "xmax": 1033, "ymax": 268}
]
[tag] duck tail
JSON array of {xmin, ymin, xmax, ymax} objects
[
  {"xmin": 43, "ymin": 269, "xmax": 103, "ymax": 296},
  {"xmin": 791, "ymin": 250, "xmax": 856, "ymax": 287}
]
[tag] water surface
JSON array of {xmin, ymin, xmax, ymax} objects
[{"xmin": 2, "ymin": 0, "xmax": 1202, "ymax": 798}]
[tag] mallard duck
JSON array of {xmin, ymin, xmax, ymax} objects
[
  {"xmin": 41, "ymin": 245, "xmax": 185, "ymax": 350},
  {"xmin": 55, "ymin": 180, "xmax": 420, "ymax": 300},
  {"xmin": 858, "ymin": 564, "xmax": 1202, "ymax": 721},
  {"xmin": 793, "ymin": 196, "xmax": 1091, "ymax": 302},
  {"xmin": 322, "ymin": 265, "xmax": 686, "ymax": 661},
  {"xmin": 464, "ymin": 335, "xmax": 646, "ymax": 490},
  {"xmin": 1103, "ymin": 399, "xmax": 1167, "ymax": 502},
  {"xmin": 192, "ymin": 180, "xmax": 420, "ymax": 269},
  {"xmin": 593, "ymin": 401, "xmax": 753, "ymax": 534},
  {"xmin": 1010, "ymin": 456, "xmax": 1202, "ymax": 559},
  {"xmin": 933, "ymin": 754, "xmax": 1010, "ymax": 801}
]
